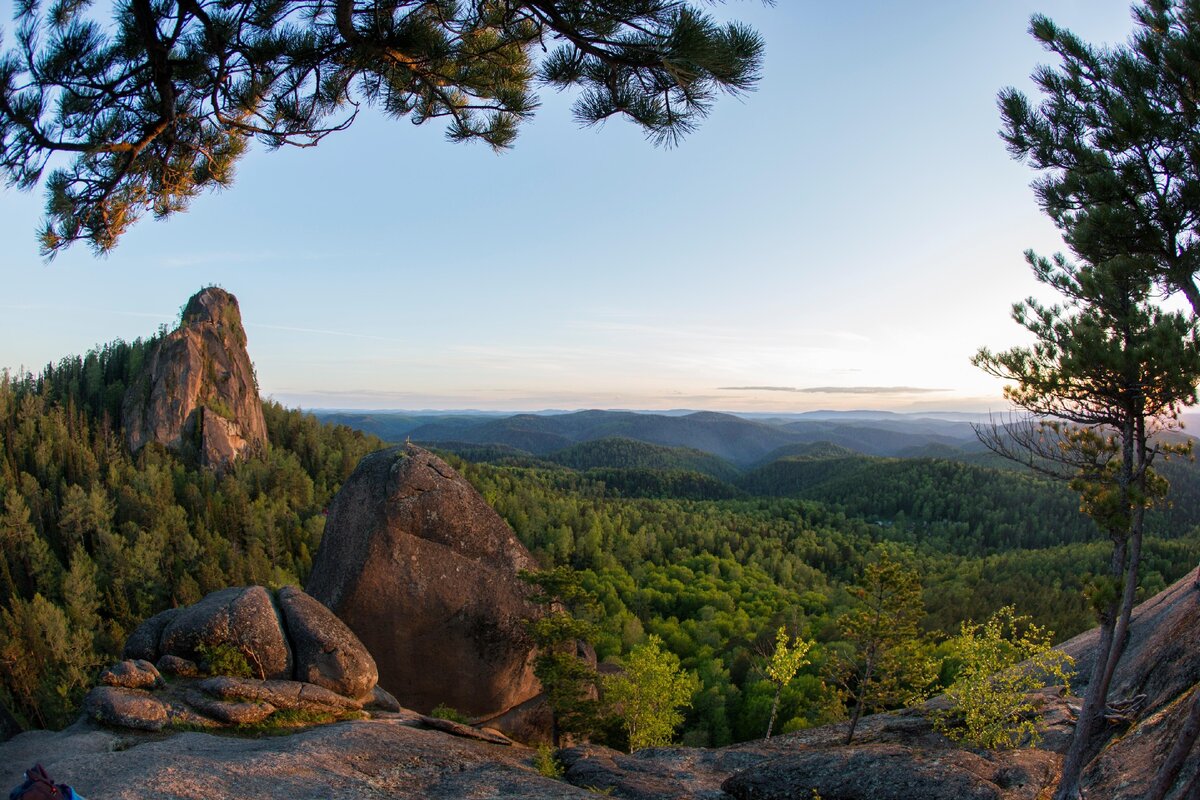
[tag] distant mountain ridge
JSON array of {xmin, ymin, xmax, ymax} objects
[{"xmin": 315, "ymin": 408, "xmax": 989, "ymax": 465}]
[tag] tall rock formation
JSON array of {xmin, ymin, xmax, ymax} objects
[
  {"xmin": 305, "ymin": 445, "xmax": 543, "ymax": 722},
  {"xmin": 122, "ymin": 287, "xmax": 267, "ymax": 470}
]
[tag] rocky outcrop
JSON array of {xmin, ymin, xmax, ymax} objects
[
  {"xmin": 1061, "ymin": 566, "xmax": 1200, "ymax": 799},
  {"xmin": 94, "ymin": 585, "xmax": 380, "ymax": 732},
  {"xmin": 121, "ymin": 286, "xmax": 267, "ymax": 470},
  {"xmin": 306, "ymin": 445, "xmax": 543, "ymax": 721},
  {"xmin": 720, "ymin": 744, "xmax": 1057, "ymax": 800}
]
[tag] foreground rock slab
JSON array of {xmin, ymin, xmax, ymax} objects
[{"xmin": 0, "ymin": 719, "xmax": 592, "ymax": 800}]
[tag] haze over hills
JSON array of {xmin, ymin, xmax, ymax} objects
[{"xmin": 313, "ymin": 408, "xmax": 993, "ymax": 465}]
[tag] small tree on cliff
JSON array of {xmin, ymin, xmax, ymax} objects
[
  {"xmin": 520, "ymin": 567, "xmax": 604, "ymax": 746},
  {"xmin": 935, "ymin": 606, "xmax": 1073, "ymax": 750},
  {"xmin": 604, "ymin": 634, "xmax": 698, "ymax": 752},
  {"xmin": 0, "ymin": 0, "xmax": 763, "ymax": 256},
  {"xmin": 759, "ymin": 625, "xmax": 813, "ymax": 739},
  {"xmin": 829, "ymin": 548, "xmax": 934, "ymax": 746}
]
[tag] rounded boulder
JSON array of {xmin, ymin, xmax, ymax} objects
[
  {"xmin": 158, "ymin": 586, "xmax": 292, "ymax": 679},
  {"xmin": 277, "ymin": 585, "xmax": 378, "ymax": 699}
]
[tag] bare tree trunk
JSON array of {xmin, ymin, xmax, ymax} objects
[
  {"xmin": 766, "ymin": 686, "xmax": 781, "ymax": 739},
  {"xmin": 845, "ymin": 650, "xmax": 875, "ymax": 746}
]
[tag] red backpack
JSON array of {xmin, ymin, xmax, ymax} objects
[{"xmin": 9, "ymin": 765, "xmax": 68, "ymax": 800}]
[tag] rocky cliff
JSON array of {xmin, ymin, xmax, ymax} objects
[
  {"xmin": 305, "ymin": 445, "xmax": 544, "ymax": 724},
  {"xmin": 122, "ymin": 287, "xmax": 267, "ymax": 470}
]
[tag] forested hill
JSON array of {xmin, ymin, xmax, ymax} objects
[
  {"xmin": 4, "ymin": 334, "xmax": 1200, "ymax": 748},
  {"xmin": 548, "ymin": 437, "xmax": 742, "ymax": 482}
]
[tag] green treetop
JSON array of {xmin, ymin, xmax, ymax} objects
[
  {"xmin": 761, "ymin": 625, "xmax": 813, "ymax": 739},
  {"xmin": 829, "ymin": 547, "xmax": 934, "ymax": 746},
  {"xmin": 604, "ymin": 634, "xmax": 698, "ymax": 752},
  {"xmin": 0, "ymin": 0, "xmax": 763, "ymax": 256},
  {"xmin": 1000, "ymin": 1, "xmax": 1200, "ymax": 316}
]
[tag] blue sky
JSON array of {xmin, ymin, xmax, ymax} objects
[{"xmin": 0, "ymin": 1, "xmax": 1139, "ymax": 412}]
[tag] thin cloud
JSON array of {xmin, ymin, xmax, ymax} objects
[
  {"xmin": 247, "ymin": 323, "xmax": 407, "ymax": 344},
  {"xmin": 720, "ymin": 385, "xmax": 949, "ymax": 395}
]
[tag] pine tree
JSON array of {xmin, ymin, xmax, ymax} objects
[
  {"xmin": 0, "ymin": 0, "xmax": 763, "ymax": 256},
  {"xmin": 974, "ymin": 254, "xmax": 1200, "ymax": 799},
  {"xmin": 829, "ymin": 548, "xmax": 933, "ymax": 746},
  {"xmin": 520, "ymin": 566, "xmax": 604, "ymax": 745},
  {"xmin": 999, "ymin": 2, "xmax": 1200, "ymax": 316}
]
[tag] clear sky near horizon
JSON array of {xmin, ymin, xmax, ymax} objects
[{"xmin": 0, "ymin": 1, "xmax": 1142, "ymax": 413}]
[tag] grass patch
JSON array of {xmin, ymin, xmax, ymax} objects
[
  {"xmin": 430, "ymin": 703, "xmax": 469, "ymax": 724},
  {"xmin": 167, "ymin": 708, "xmax": 367, "ymax": 737}
]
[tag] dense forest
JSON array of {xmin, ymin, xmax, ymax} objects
[
  {"xmin": 0, "ymin": 345, "xmax": 381, "ymax": 729},
  {"xmin": 2, "ymin": 338, "xmax": 1198, "ymax": 746}
]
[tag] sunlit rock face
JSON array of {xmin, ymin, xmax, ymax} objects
[
  {"xmin": 306, "ymin": 444, "xmax": 543, "ymax": 724},
  {"xmin": 122, "ymin": 286, "xmax": 267, "ymax": 470}
]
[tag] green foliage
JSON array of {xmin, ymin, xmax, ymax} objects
[
  {"xmin": 550, "ymin": 438, "xmax": 742, "ymax": 483},
  {"xmin": 196, "ymin": 642, "xmax": 254, "ymax": 679},
  {"xmin": 739, "ymin": 455, "xmax": 1108, "ymax": 552},
  {"xmin": 0, "ymin": 593, "xmax": 98, "ymax": 729},
  {"xmin": 999, "ymin": 1, "xmax": 1200, "ymax": 315},
  {"xmin": 520, "ymin": 567, "xmax": 605, "ymax": 743},
  {"xmin": 204, "ymin": 399, "xmax": 236, "ymax": 422},
  {"xmin": 762, "ymin": 625, "xmax": 814, "ymax": 738},
  {"xmin": 935, "ymin": 606, "xmax": 1073, "ymax": 749},
  {"xmin": 430, "ymin": 704, "xmax": 470, "ymax": 724},
  {"xmin": 829, "ymin": 548, "xmax": 936, "ymax": 744},
  {"xmin": 765, "ymin": 626, "xmax": 812, "ymax": 690},
  {"xmin": 0, "ymin": 0, "xmax": 763, "ymax": 255},
  {"xmin": 533, "ymin": 743, "xmax": 565, "ymax": 779},
  {"xmin": 603, "ymin": 635, "xmax": 699, "ymax": 752}
]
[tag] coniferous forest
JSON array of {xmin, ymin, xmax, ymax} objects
[{"xmin": 3, "ymin": 334, "xmax": 1198, "ymax": 745}]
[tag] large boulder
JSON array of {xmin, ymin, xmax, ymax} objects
[
  {"xmin": 157, "ymin": 586, "xmax": 293, "ymax": 679},
  {"xmin": 122, "ymin": 607, "xmax": 181, "ymax": 662},
  {"xmin": 121, "ymin": 286, "xmax": 267, "ymax": 471},
  {"xmin": 305, "ymin": 445, "xmax": 543, "ymax": 720},
  {"xmin": 83, "ymin": 687, "xmax": 169, "ymax": 732}
]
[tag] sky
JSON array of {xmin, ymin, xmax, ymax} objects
[{"xmin": 0, "ymin": 1, "xmax": 1144, "ymax": 413}]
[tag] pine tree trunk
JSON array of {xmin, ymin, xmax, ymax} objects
[
  {"xmin": 1054, "ymin": 617, "xmax": 1116, "ymax": 800},
  {"xmin": 845, "ymin": 651, "xmax": 875, "ymax": 746},
  {"xmin": 1054, "ymin": 418, "xmax": 1142, "ymax": 800},
  {"xmin": 1149, "ymin": 685, "xmax": 1200, "ymax": 800}
]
